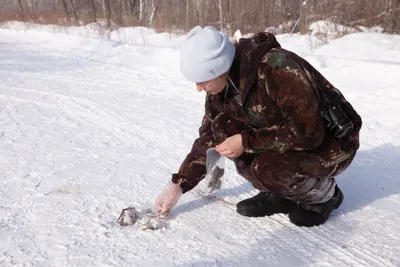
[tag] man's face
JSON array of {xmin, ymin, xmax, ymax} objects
[{"xmin": 196, "ymin": 75, "xmax": 227, "ymax": 95}]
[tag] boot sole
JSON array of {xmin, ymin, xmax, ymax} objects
[
  {"xmin": 289, "ymin": 189, "xmax": 344, "ymax": 227},
  {"xmin": 236, "ymin": 206, "xmax": 277, "ymax": 217},
  {"xmin": 236, "ymin": 193, "xmax": 298, "ymax": 218}
]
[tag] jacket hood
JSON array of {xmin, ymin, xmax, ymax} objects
[{"xmin": 230, "ymin": 32, "xmax": 281, "ymax": 106}]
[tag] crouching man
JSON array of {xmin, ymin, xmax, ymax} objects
[{"xmin": 153, "ymin": 26, "xmax": 362, "ymax": 227}]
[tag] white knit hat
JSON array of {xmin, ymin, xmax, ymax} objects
[{"xmin": 180, "ymin": 26, "xmax": 236, "ymax": 83}]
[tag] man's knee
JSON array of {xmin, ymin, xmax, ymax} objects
[
  {"xmin": 249, "ymin": 151, "xmax": 296, "ymax": 194},
  {"xmin": 250, "ymin": 151, "xmax": 298, "ymax": 180},
  {"xmin": 249, "ymin": 151, "xmax": 337, "ymax": 203}
]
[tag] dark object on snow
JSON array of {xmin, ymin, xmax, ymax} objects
[
  {"xmin": 116, "ymin": 207, "xmax": 169, "ymax": 230},
  {"xmin": 236, "ymin": 192, "xmax": 297, "ymax": 217},
  {"xmin": 117, "ymin": 207, "xmax": 138, "ymax": 226},
  {"xmin": 289, "ymin": 185, "xmax": 344, "ymax": 227}
]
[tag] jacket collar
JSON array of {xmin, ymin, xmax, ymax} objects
[{"xmin": 230, "ymin": 32, "xmax": 281, "ymax": 106}]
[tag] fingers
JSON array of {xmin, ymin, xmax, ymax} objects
[
  {"xmin": 153, "ymin": 201, "xmax": 168, "ymax": 216},
  {"xmin": 216, "ymin": 143, "xmax": 230, "ymax": 155},
  {"xmin": 217, "ymin": 148, "xmax": 241, "ymax": 158},
  {"xmin": 152, "ymin": 200, "xmax": 162, "ymax": 214},
  {"xmin": 225, "ymin": 152, "xmax": 237, "ymax": 158},
  {"xmin": 215, "ymin": 138, "xmax": 243, "ymax": 158},
  {"xmin": 215, "ymin": 143, "xmax": 225, "ymax": 153},
  {"xmin": 216, "ymin": 145, "xmax": 233, "ymax": 157},
  {"xmin": 217, "ymin": 149, "xmax": 229, "ymax": 156},
  {"xmin": 161, "ymin": 203, "xmax": 173, "ymax": 215}
]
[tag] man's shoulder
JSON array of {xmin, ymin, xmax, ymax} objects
[{"xmin": 261, "ymin": 48, "xmax": 300, "ymax": 70}]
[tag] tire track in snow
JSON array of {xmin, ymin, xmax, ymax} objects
[
  {"xmin": 0, "ymin": 86, "xmax": 148, "ymax": 148},
  {"xmin": 218, "ymin": 176, "xmax": 394, "ymax": 267},
  {"xmin": 0, "ymin": 65, "xmax": 202, "ymax": 103},
  {"xmin": 0, "ymin": 84, "xmax": 182, "ymax": 168}
]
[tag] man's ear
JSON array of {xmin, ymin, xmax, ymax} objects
[{"xmin": 219, "ymin": 72, "xmax": 229, "ymax": 80}]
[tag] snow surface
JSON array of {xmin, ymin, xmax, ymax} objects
[{"xmin": 1, "ymin": 23, "xmax": 400, "ymax": 267}]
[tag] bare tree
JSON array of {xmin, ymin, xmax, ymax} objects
[
  {"xmin": 89, "ymin": 0, "xmax": 97, "ymax": 22},
  {"xmin": 99, "ymin": 0, "xmax": 111, "ymax": 27},
  {"xmin": 69, "ymin": 0, "xmax": 79, "ymax": 23},
  {"xmin": 387, "ymin": 0, "xmax": 400, "ymax": 33},
  {"xmin": 194, "ymin": 0, "xmax": 202, "ymax": 25},
  {"xmin": 148, "ymin": 0, "xmax": 158, "ymax": 26},
  {"xmin": 60, "ymin": 0, "xmax": 71, "ymax": 22},
  {"xmin": 17, "ymin": 0, "xmax": 25, "ymax": 19},
  {"xmin": 139, "ymin": 0, "xmax": 144, "ymax": 23},
  {"xmin": 186, "ymin": 0, "xmax": 189, "ymax": 28},
  {"xmin": 299, "ymin": 0, "xmax": 307, "ymax": 34},
  {"xmin": 218, "ymin": 0, "xmax": 223, "ymax": 30}
]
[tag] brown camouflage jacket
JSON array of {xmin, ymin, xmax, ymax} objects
[{"xmin": 172, "ymin": 32, "xmax": 362, "ymax": 193}]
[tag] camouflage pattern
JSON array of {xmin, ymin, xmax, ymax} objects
[{"xmin": 172, "ymin": 32, "xmax": 362, "ymax": 204}]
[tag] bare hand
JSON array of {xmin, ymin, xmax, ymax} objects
[{"xmin": 215, "ymin": 134, "xmax": 244, "ymax": 158}]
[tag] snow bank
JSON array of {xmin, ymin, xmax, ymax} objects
[
  {"xmin": 309, "ymin": 21, "xmax": 358, "ymax": 39},
  {"xmin": 1, "ymin": 20, "xmax": 391, "ymax": 51},
  {"xmin": 0, "ymin": 21, "xmax": 185, "ymax": 48}
]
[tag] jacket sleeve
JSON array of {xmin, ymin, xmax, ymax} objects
[
  {"xmin": 241, "ymin": 51, "xmax": 326, "ymax": 154},
  {"xmin": 171, "ymin": 97, "xmax": 216, "ymax": 193}
]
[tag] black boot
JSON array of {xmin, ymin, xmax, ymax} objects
[
  {"xmin": 289, "ymin": 185, "xmax": 344, "ymax": 227},
  {"xmin": 236, "ymin": 192, "xmax": 297, "ymax": 217}
]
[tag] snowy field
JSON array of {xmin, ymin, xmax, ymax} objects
[{"xmin": 0, "ymin": 23, "xmax": 400, "ymax": 267}]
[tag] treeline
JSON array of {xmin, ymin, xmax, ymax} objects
[{"xmin": 0, "ymin": 0, "xmax": 399, "ymax": 34}]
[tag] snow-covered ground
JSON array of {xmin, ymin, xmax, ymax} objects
[{"xmin": 0, "ymin": 23, "xmax": 400, "ymax": 267}]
